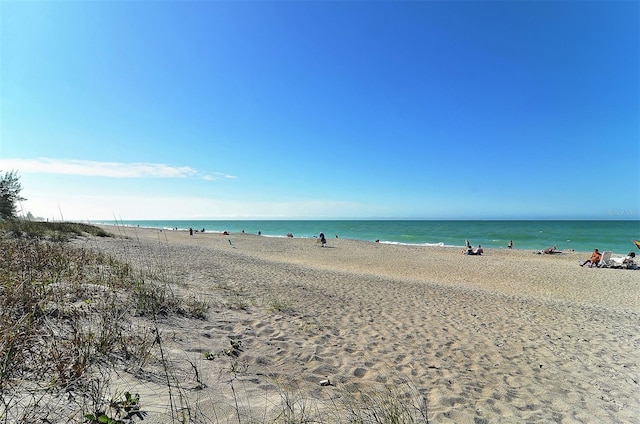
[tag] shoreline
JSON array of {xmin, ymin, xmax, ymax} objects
[
  {"xmin": 91, "ymin": 219, "xmax": 639, "ymax": 255},
  {"xmin": 98, "ymin": 222, "xmax": 609, "ymax": 256}
]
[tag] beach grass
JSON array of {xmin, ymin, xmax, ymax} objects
[
  {"xmin": 0, "ymin": 221, "xmax": 432, "ymax": 423},
  {"xmin": 0, "ymin": 221, "xmax": 205, "ymax": 422},
  {"xmin": 1, "ymin": 219, "xmax": 111, "ymax": 240}
]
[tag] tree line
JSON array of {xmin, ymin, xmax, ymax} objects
[{"xmin": 0, "ymin": 170, "xmax": 26, "ymax": 221}]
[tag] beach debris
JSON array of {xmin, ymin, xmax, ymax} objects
[
  {"xmin": 319, "ymin": 378, "xmax": 333, "ymax": 386},
  {"xmin": 224, "ymin": 339, "xmax": 243, "ymax": 356},
  {"xmin": 205, "ymin": 339, "xmax": 244, "ymax": 360},
  {"xmin": 230, "ymin": 339, "xmax": 243, "ymax": 351}
]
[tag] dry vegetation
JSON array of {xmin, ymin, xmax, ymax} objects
[
  {"xmin": 0, "ymin": 221, "xmax": 429, "ymax": 424},
  {"xmin": 0, "ymin": 221, "xmax": 208, "ymax": 423}
]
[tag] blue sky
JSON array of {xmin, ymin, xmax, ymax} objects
[{"xmin": 1, "ymin": 1, "xmax": 638, "ymax": 221}]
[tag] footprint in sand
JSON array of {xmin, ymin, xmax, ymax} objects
[
  {"xmin": 313, "ymin": 364, "xmax": 338, "ymax": 375},
  {"xmin": 353, "ymin": 367, "xmax": 367, "ymax": 378}
]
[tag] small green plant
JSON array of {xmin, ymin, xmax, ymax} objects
[{"xmin": 84, "ymin": 392, "xmax": 146, "ymax": 424}]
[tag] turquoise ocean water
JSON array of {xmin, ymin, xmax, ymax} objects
[{"xmin": 94, "ymin": 220, "xmax": 640, "ymax": 255}]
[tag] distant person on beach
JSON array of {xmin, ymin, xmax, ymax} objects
[
  {"xmin": 465, "ymin": 239, "xmax": 471, "ymax": 249},
  {"xmin": 580, "ymin": 249, "xmax": 601, "ymax": 267},
  {"xmin": 319, "ymin": 233, "xmax": 327, "ymax": 247},
  {"xmin": 189, "ymin": 227, "xmax": 193, "ymax": 236},
  {"xmin": 542, "ymin": 245, "xmax": 559, "ymax": 254},
  {"xmin": 466, "ymin": 245, "xmax": 483, "ymax": 255},
  {"xmin": 258, "ymin": 230, "xmax": 261, "ymax": 236},
  {"xmin": 508, "ymin": 240, "xmax": 513, "ymax": 249}
]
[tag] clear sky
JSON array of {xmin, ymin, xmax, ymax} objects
[{"xmin": 1, "ymin": 1, "xmax": 638, "ymax": 221}]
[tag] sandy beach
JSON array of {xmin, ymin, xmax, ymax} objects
[{"xmin": 80, "ymin": 226, "xmax": 640, "ymax": 423}]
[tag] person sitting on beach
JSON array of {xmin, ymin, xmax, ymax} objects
[
  {"xmin": 623, "ymin": 252, "xmax": 637, "ymax": 268},
  {"xmin": 507, "ymin": 240, "xmax": 513, "ymax": 249},
  {"xmin": 610, "ymin": 252, "xmax": 636, "ymax": 268},
  {"xmin": 319, "ymin": 232, "xmax": 327, "ymax": 247},
  {"xmin": 543, "ymin": 245, "xmax": 559, "ymax": 254},
  {"xmin": 466, "ymin": 245, "xmax": 483, "ymax": 255},
  {"xmin": 580, "ymin": 249, "xmax": 601, "ymax": 267}
]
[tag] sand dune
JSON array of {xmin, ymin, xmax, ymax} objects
[{"xmin": 84, "ymin": 226, "xmax": 640, "ymax": 423}]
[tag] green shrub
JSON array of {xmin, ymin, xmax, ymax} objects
[{"xmin": 0, "ymin": 220, "xmax": 112, "ymax": 241}]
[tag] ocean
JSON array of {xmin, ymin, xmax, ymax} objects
[{"xmin": 93, "ymin": 220, "xmax": 640, "ymax": 255}]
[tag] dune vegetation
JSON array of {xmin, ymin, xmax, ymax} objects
[{"xmin": 1, "ymin": 221, "xmax": 429, "ymax": 424}]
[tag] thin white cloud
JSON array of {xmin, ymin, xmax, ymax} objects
[
  {"xmin": 0, "ymin": 158, "xmax": 235, "ymax": 180},
  {"xmin": 203, "ymin": 173, "xmax": 237, "ymax": 181}
]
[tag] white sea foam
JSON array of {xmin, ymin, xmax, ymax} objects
[{"xmin": 379, "ymin": 241, "xmax": 452, "ymax": 248}]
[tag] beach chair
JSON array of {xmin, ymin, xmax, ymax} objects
[{"xmin": 597, "ymin": 251, "xmax": 613, "ymax": 268}]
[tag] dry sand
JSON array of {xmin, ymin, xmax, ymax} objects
[{"xmin": 81, "ymin": 226, "xmax": 639, "ymax": 423}]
